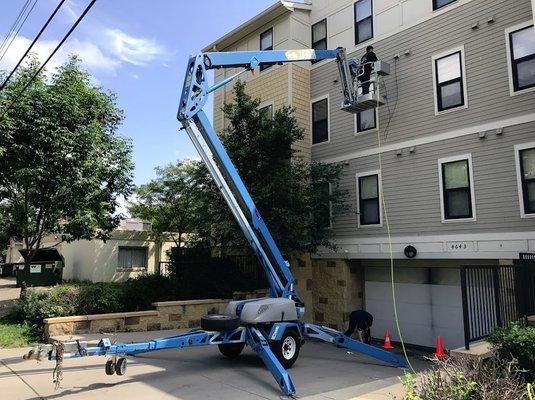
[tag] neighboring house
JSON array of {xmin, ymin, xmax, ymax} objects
[
  {"xmin": 6, "ymin": 218, "xmax": 176, "ymax": 282},
  {"xmin": 207, "ymin": 0, "xmax": 535, "ymax": 348}
]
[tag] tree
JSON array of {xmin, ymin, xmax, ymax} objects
[
  {"xmin": 0, "ymin": 57, "xmax": 133, "ymax": 275},
  {"xmin": 130, "ymin": 160, "xmax": 207, "ymax": 249},
  {"xmin": 194, "ymin": 80, "xmax": 347, "ymax": 255}
]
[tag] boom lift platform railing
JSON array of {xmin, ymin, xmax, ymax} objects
[{"xmin": 25, "ymin": 48, "xmax": 404, "ymax": 396}]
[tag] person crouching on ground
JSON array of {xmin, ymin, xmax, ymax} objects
[{"xmin": 344, "ymin": 309, "xmax": 373, "ymax": 344}]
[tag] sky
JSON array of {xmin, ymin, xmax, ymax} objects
[{"xmin": 0, "ymin": 0, "xmax": 276, "ymax": 187}]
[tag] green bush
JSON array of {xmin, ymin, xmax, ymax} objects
[
  {"xmin": 488, "ymin": 322, "xmax": 535, "ymax": 379},
  {"xmin": 400, "ymin": 357, "xmax": 528, "ymax": 400},
  {"xmin": 119, "ymin": 274, "xmax": 178, "ymax": 311}
]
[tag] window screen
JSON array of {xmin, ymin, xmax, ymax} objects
[
  {"xmin": 260, "ymin": 28, "xmax": 273, "ymax": 72},
  {"xmin": 354, "ymin": 0, "xmax": 373, "ymax": 44},
  {"xmin": 357, "ymin": 108, "xmax": 376, "ymax": 132},
  {"xmin": 312, "ymin": 98, "xmax": 328, "ymax": 144},
  {"xmin": 433, "ymin": 0, "xmax": 456, "ymax": 11},
  {"xmin": 118, "ymin": 247, "xmax": 148, "ymax": 269},
  {"xmin": 358, "ymin": 174, "xmax": 380, "ymax": 225},
  {"xmin": 435, "ymin": 51, "xmax": 465, "ymax": 111},
  {"xmin": 312, "ymin": 19, "xmax": 327, "ymax": 51},
  {"xmin": 441, "ymin": 159, "xmax": 473, "ymax": 219},
  {"xmin": 520, "ymin": 147, "xmax": 535, "ymax": 214},
  {"xmin": 509, "ymin": 25, "xmax": 535, "ymax": 92}
]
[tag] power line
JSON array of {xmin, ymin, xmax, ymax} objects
[
  {"xmin": 0, "ymin": 0, "xmax": 32, "ymax": 55},
  {"xmin": 0, "ymin": 0, "xmax": 40, "ymax": 63},
  {"xmin": 0, "ymin": 0, "xmax": 98, "ymax": 122},
  {"xmin": 0, "ymin": 0, "xmax": 67, "ymax": 91}
]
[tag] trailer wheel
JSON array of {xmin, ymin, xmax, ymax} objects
[
  {"xmin": 105, "ymin": 359, "xmax": 115, "ymax": 375},
  {"xmin": 201, "ymin": 314, "xmax": 240, "ymax": 332},
  {"xmin": 218, "ymin": 342, "xmax": 245, "ymax": 359},
  {"xmin": 270, "ymin": 329, "xmax": 300, "ymax": 369},
  {"xmin": 116, "ymin": 357, "xmax": 127, "ymax": 376}
]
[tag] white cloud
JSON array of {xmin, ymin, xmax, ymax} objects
[
  {"xmin": 0, "ymin": 36, "xmax": 120, "ymax": 75},
  {"xmin": 104, "ymin": 28, "xmax": 166, "ymax": 67}
]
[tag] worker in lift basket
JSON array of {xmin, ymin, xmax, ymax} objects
[
  {"xmin": 359, "ymin": 45, "xmax": 378, "ymax": 95},
  {"xmin": 344, "ymin": 309, "xmax": 373, "ymax": 344}
]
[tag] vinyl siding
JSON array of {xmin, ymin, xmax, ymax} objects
[
  {"xmin": 310, "ymin": 0, "xmax": 535, "ymax": 161},
  {"xmin": 331, "ymin": 122, "xmax": 535, "ymax": 237}
]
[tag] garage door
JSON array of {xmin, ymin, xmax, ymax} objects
[{"xmin": 365, "ymin": 266, "xmax": 464, "ymax": 349}]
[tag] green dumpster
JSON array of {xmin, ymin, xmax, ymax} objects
[{"xmin": 16, "ymin": 248, "xmax": 64, "ymax": 287}]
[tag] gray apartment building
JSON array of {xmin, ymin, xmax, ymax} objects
[{"xmin": 206, "ymin": 0, "xmax": 535, "ymax": 349}]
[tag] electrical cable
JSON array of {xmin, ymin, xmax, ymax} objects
[
  {"xmin": 0, "ymin": 0, "xmax": 67, "ymax": 91},
  {"xmin": 0, "ymin": 0, "xmax": 98, "ymax": 122},
  {"xmin": 0, "ymin": 0, "xmax": 39, "ymax": 63},
  {"xmin": 0, "ymin": 0, "xmax": 32, "ymax": 56},
  {"xmin": 375, "ymin": 71, "xmax": 415, "ymax": 373}
]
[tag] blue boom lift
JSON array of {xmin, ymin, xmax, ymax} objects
[{"xmin": 28, "ymin": 48, "xmax": 403, "ymax": 396}]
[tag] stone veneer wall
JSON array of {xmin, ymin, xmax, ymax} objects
[
  {"xmin": 44, "ymin": 299, "xmax": 230, "ymax": 339},
  {"xmin": 291, "ymin": 254, "xmax": 363, "ymax": 331}
]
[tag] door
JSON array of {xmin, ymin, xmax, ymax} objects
[{"xmin": 365, "ymin": 266, "xmax": 464, "ymax": 349}]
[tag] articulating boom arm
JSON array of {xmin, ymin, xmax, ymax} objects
[{"xmin": 177, "ymin": 48, "xmax": 356, "ymax": 304}]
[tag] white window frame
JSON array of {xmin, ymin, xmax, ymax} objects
[
  {"xmin": 257, "ymin": 100, "xmax": 274, "ymax": 119},
  {"xmin": 438, "ymin": 154, "xmax": 477, "ymax": 223},
  {"xmin": 356, "ymin": 170, "xmax": 383, "ymax": 228},
  {"xmin": 353, "ymin": 0, "xmax": 374, "ymax": 46},
  {"xmin": 431, "ymin": 45, "xmax": 468, "ymax": 116},
  {"xmin": 310, "ymin": 94, "xmax": 330, "ymax": 146},
  {"xmin": 505, "ymin": 20, "xmax": 535, "ymax": 97},
  {"xmin": 514, "ymin": 142, "xmax": 535, "ymax": 219},
  {"xmin": 354, "ymin": 108, "xmax": 378, "ymax": 135}
]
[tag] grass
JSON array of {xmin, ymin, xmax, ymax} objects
[{"xmin": 0, "ymin": 317, "xmax": 41, "ymax": 348}]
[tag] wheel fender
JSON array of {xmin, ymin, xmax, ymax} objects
[{"xmin": 268, "ymin": 322, "xmax": 301, "ymax": 341}]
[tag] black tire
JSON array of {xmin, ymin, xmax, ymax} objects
[
  {"xmin": 116, "ymin": 357, "xmax": 127, "ymax": 376},
  {"xmin": 105, "ymin": 359, "xmax": 115, "ymax": 375},
  {"xmin": 218, "ymin": 342, "xmax": 245, "ymax": 359},
  {"xmin": 201, "ymin": 314, "xmax": 240, "ymax": 332},
  {"xmin": 270, "ymin": 329, "xmax": 300, "ymax": 369}
]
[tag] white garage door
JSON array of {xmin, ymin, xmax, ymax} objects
[{"xmin": 365, "ymin": 266, "xmax": 464, "ymax": 349}]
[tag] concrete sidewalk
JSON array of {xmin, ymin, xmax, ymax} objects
[{"xmin": 1, "ymin": 330, "xmax": 421, "ymax": 399}]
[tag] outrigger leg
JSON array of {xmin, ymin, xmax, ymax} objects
[
  {"xmin": 246, "ymin": 327, "xmax": 296, "ymax": 396},
  {"xmin": 303, "ymin": 323, "xmax": 406, "ymax": 367}
]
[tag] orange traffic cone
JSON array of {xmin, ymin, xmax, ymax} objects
[
  {"xmin": 382, "ymin": 330, "xmax": 394, "ymax": 349},
  {"xmin": 434, "ymin": 336, "xmax": 446, "ymax": 359}
]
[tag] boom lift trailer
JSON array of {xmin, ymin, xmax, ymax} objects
[{"xmin": 28, "ymin": 48, "xmax": 403, "ymax": 396}]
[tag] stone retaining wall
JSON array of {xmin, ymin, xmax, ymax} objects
[{"xmin": 44, "ymin": 299, "xmax": 230, "ymax": 339}]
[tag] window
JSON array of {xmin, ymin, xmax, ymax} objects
[
  {"xmin": 357, "ymin": 171, "xmax": 381, "ymax": 226},
  {"xmin": 312, "ymin": 19, "xmax": 327, "ymax": 53},
  {"xmin": 312, "ymin": 96, "xmax": 329, "ymax": 144},
  {"xmin": 118, "ymin": 247, "xmax": 148, "ymax": 269},
  {"xmin": 354, "ymin": 0, "xmax": 373, "ymax": 44},
  {"xmin": 433, "ymin": 0, "xmax": 456, "ymax": 11},
  {"xmin": 433, "ymin": 48, "xmax": 467, "ymax": 113},
  {"xmin": 438, "ymin": 155, "xmax": 476, "ymax": 222},
  {"xmin": 258, "ymin": 103, "xmax": 273, "ymax": 119},
  {"xmin": 314, "ymin": 182, "xmax": 332, "ymax": 228},
  {"xmin": 515, "ymin": 143, "xmax": 535, "ymax": 217},
  {"xmin": 260, "ymin": 28, "xmax": 273, "ymax": 72},
  {"xmin": 355, "ymin": 108, "xmax": 376, "ymax": 133},
  {"xmin": 507, "ymin": 24, "xmax": 535, "ymax": 93}
]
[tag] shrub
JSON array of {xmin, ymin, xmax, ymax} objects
[
  {"xmin": 12, "ymin": 285, "xmax": 79, "ymax": 326},
  {"xmin": 400, "ymin": 357, "xmax": 528, "ymax": 400},
  {"xmin": 487, "ymin": 322, "xmax": 535, "ymax": 380},
  {"xmin": 77, "ymin": 282, "xmax": 124, "ymax": 315},
  {"xmin": 119, "ymin": 274, "xmax": 177, "ymax": 311}
]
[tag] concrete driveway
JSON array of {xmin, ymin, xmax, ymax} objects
[{"xmin": 0, "ymin": 332, "xmax": 427, "ymax": 400}]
